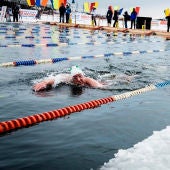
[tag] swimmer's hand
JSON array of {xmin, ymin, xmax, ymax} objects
[
  {"xmin": 33, "ymin": 81, "xmax": 48, "ymax": 92},
  {"xmin": 33, "ymin": 79, "xmax": 54, "ymax": 92}
]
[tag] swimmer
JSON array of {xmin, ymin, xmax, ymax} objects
[{"xmin": 33, "ymin": 66, "xmax": 105, "ymax": 92}]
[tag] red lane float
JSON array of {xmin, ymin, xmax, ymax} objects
[{"xmin": 0, "ymin": 96, "xmax": 115, "ymax": 134}]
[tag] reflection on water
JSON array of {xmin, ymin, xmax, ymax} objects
[{"xmin": 70, "ymin": 85, "xmax": 84, "ymax": 96}]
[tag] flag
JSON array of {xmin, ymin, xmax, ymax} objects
[
  {"xmin": 50, "ymin": 0, "xmax": 54, "ymax": 9},
  {"xmin": 90, "ymin": 2, "xmax": 98, "ymax": 12},
  {"xmin": 35, "ymin": 0, "xmax": 41, "ymax": 6},
  {"xmin": 130, "ymin": 7, "xmax": 133, "ymax": 13},
  {"xmin": 94, "ymin": 2, "xmax": 98, "ymax": 8},
  {"xmin": 164, "ymin": 8, "xmax": 170, "ymax": 17},
  {"xmin": 84, "ymin": 2, "xmax": 90, "ymax": 13},
  {"xmin": 41, "ymin": 0, "xmax": 48, "ymax": 7},
  {"xmin": 118, "ymin": 8, "xmax": 123, "ymax": 15},
  {"xmin": 90, "ymin": 2, "xmax": 95, "ymax": 11},
  {"xmin": 27, "ymin": 0, "xmax": 35, "ymax": 6},
  {"xmin": 135, "ymin": 6, "xmax": 140, "ymax": 15},
  {"xmin": 114, "ymin": 6, "xmax": 119, "ymax": 10},
  {"xmin": 52, "ymin": 0, "xmax": 67, "ymax": 10}
]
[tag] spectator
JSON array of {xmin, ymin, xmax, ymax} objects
[
  {"xmin": 165, "ymin": 12, "xmax": 170, "ymax": 32},
  {"xmin": 106, "ymin": 6, "xmax": 113, "ymax": 26},
  {"xmin": 12, "ymin": 3, "xmax": 19, "ymax": 22},
  {"xmin": 123, "ymin": 11, "xmax": 130, "ymax": 28},
  {"xmin": 35, "ymin": 8, "xmax": 42, "ymax": 20},
  {"xmin": 91, "ymin": 7, "xmax": 97, "ymax": 26},
  {"xmin": 66, "ymin": 4, "xmax": 71, "ymax": 23},
  {"xmin": 59, "ymin": 3, "xmax": 66, "ymax": 23},
  {"xmin": 167, "ymin": 17, "xmax": 170, "ymax": 32},
  {"xmin": 113, "ymin": 10, "xmax": 119, "ymax": 27},
  {"xmin": 18, "ymin": 4, "xmax": 22, "ymax": 21},
  {"xmin": 130, "ymin": 8, "xmax": 137, "ymax": 29},
  {"xmin": 5, "ymin": 8, "xmax": 11, "ymax": 22}
]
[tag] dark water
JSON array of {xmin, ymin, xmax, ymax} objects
[{"xmin": 0, "ymin": 23, "xmax": 170, "ymax": 170}]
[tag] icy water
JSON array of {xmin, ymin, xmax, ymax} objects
[{"xmin": 0, "ymin": 23, "xmax": 170, "ymax": 170}]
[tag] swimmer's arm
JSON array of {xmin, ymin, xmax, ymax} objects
[
  {"xmin": 33, "ymin": 79, "xmax": 55, "ymax": 92},
  {"xmin": 33, "ymin": 74, "xmax": 72, "ymax": 92},
  {"xmin": 85, "ymin": 77, "xmax": 104, "ymax": 88}
]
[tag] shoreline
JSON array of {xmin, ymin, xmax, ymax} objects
[{"xmin": 46, "ymin": 21, "xmax": 170, "ymax": 38}]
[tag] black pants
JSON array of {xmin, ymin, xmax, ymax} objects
[
  {"xmin": 66, "ymin": 13, "xmax": 70, "ymax": 23},
  {"xmin": 167, "ymin": 18, "xmax": 170, "ymax": 32},
  {"xmin": 60, "ymin": 14, "xmax": 65, "ymax": 23},
  {"xmin": 13, "ymin": 13, "xmax": 18, "ymax": 22},
  {"xmin": 92, "ymin": 15, "xmax": 96, "ymax": 26},
  {"xmin": 131, "ymin": 20, "xmax": 136, "ymax": 29},
  {"xmin": 107, "ymin": 18, "xmax": 112, "ymax": 24},
  {"xmin": 113, "ymin": 19, "xmax": 118, "ymax": 27}
]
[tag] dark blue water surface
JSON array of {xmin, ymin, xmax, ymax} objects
[{"xmin": 0, "ymin": 23, "xmax": 170, "ymax": 170}]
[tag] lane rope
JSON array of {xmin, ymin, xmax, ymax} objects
[
  {"xmin": 0, "ymin": 39, "xmax": 163, "ymax": 48},
  {"xmin": 0, "ymin": 49, "xmax": 167, "ymax": 67},
  {"xmin": 0, "ymin": 81, "xmax": 169, "ymax": 134}
]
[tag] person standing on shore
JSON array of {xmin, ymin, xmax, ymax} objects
[
  {"xmin": 106, "ymin": 6, "xmax": 113, "ymax": 27},
  {"xmin": 130, "ymin": 8, "xmax": 137, "ymax": 29},
  {"xmin": 35, "ymin": 8, "xmax": 42, "ymax": 20},
  {"xmin": 123, "ymin": 11, "xmax": 130, "ymax": 28},
  {"xmin": 164, "ymin": 9, "xmax": 170, "ymax": 32},
  {"xmin": 113, "ymin": 10, "xmax": 119, "ymax": 27},
  {"xmin": 66, "ymin": 4, "xmax": 71, "ymax": 23},
  {"xmin": 166, "ymin": 15, "xmax": 170, "ymax": 32},
  {"xmin": 59, "ymin": 3, "xmax": 66, "ymax": 23},
  {"xmin": 12, "ymin": 3, "xmax": 19, "ymax": 22},
  {"xmin": 166, "ymin": 16, "xmax": 170, "ymax": 32},
  {"xmin": 91, "ymin": 7, "xmax": 97, "ymax": 26}
]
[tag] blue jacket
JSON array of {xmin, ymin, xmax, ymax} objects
[
  {"xmin": 130, "ymin": 11, "xmax": 137, "ymax": 20},
  {"xmin": 66, "ymin": 7, "xmax": 71, "ymax": 15}
]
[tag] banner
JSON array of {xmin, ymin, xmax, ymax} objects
[
  {"xmin": 20, "ymin": 9, "xmax": 37, "ymax": 17},
  {"xmin": 0, "ymin": 6, "xmax": 7, "ymax": 22},
  {"xmin": 71, "ymin": 12, "xmax": 91, "ymax": 25}
]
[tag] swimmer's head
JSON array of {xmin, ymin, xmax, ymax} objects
[
  {"xmin": 70, "ymin": 65, "xmax": 84, "ymax": 76},
  {"xmin": 72, "ymin": 73, "xmax": 85, "ymax": 85}
]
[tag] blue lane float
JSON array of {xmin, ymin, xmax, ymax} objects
[
  {"xmin": 0, "ymin": 45, "xmax": 7, "ymax": 47},
  {"xmin": 46, "ymin": 43, "xmax": 58, "ymax": 47},
  {"xmin": 22, "ymin": 44, "xmax": 35, "ymax": 47},
  {"xmin": 52, "ymin": 58, "xmax": 68, "ymax": 63},
  {"xmin": 0, "ymin": 49, "xmax": 167, "ymax": 67},
  {"xmin": 5, "ymin": 36, "xmax": 16, "ymax": 39},
  {"xmin": 155, "ymin": 81, "xmax": 170, "ymax": 88},
  {"xmin": 25, "ymin": 36, "xmax": 35, "ymax": 38},
  {"xmin": 14, "ymin": 60, "xmax": 37, "ymax": 66}
]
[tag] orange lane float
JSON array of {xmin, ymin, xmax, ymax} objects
[{"xmin": 0, "ymin": 97, "xmax": 115, "ymax": 134}]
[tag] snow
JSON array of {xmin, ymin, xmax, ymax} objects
[{"xmin": 100, "ymin": 126, "xmax": 170, "ymax": 170}]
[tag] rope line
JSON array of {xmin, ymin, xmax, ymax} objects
[
  {"xmin": 0, "ymin": 35, "xmax": 58, "ymax": 40},
  {"xmin": 0, "ymin": 40, "xmax": 163, "ymax": 48},
  {"xmin": 0, "ymin": 81, "xmax": 169, "ymax": 134},
  {"xmin": 0, "ymin": 49, "xmax": 167, "ymax": 67}
]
